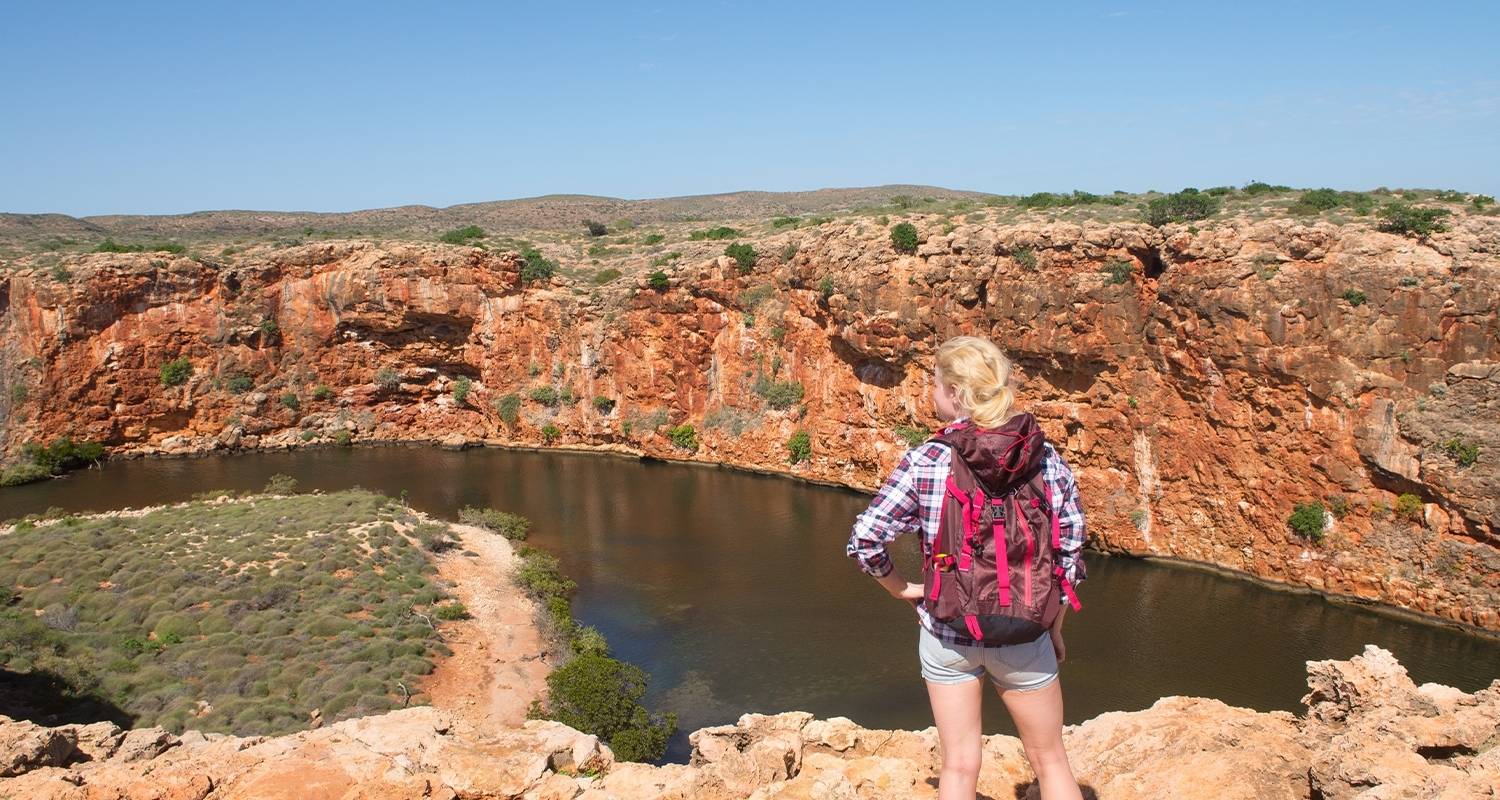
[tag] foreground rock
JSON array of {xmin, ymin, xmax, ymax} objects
[{"xmin": 1, "ymin": 646, "xmax": 1494, "ymax": 799}]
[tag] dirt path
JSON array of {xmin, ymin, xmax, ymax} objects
[{"xmin": 421, "ymin": 521, "xmax": 550, "ymax": 733}]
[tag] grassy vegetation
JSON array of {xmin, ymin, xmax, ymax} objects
[
  {"xmin": 689, "ymin": 226, "xmax": 741, "ymax": 241},
  {"xmin": 1143, "ymin": 189, "xmax": 1218, "ymax": 226},
  {"xmin": 518, "ymin": 246, "xmax": 558, "ymax": 283},
  {"xmin": 668, "ymin": 424, "xmax": 698, "ymax": 450},
  {"xmin": 755, "ymin": 377, "xmax": 804, "ymax": 410},
  {"xmin": 451, "ymin": 377, "xmax": 472, "ymax": 406},
  {"xmin": 2, "ymin": 437, "xmax": 106, "ymax": 487},
  {"xmin": 648, "ymin": 270, "xmax": 669, "ymax": 291},
  {"xmin": 894, "ymin": 425, "xmax": 930, "ymax": 448},
  {"xmin": 724, "ymin": 242, "xmax": 757, "ymax": 273},
  {"xmin": 457, "ymin": 506, "xmax": 530, "ymax": 540},
  {"xmin": 160, "ymin": 357, "xmax": 193, "ymax": 387},
  {"xmin": 94, "ymin": 239, "xmax": 186, "ymax": 254},
  {"xmin": 438, "ymin": 226, "xmax": 485, "ymax": 245},
  {"xmin": 786, "ymin": 430, "xmax": 811, "ymax": 464},
  {"xmin": 1377, "ymin": 203, "xmax": 1450, "ymax": 237},
  {"xmin": 0, "ymin": 490, "xmax": 455, "ymax": 736},
  {"xmin": 495, "ymin": 393, "xmax": 521, "ymax": 426}
]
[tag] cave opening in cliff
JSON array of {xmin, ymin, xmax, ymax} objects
[{"xmin": 1130, "ymin": 246, "xmax": 1168, "ymax": 280}]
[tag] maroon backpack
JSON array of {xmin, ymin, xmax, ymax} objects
[{"xmin": 922, "ymin": 413, "xmax": 1081, "ymax": 645}]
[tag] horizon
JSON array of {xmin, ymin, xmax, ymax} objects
[{"xmin": 4, "ymin": 1, "xmax": 1498, "ymax": 216}]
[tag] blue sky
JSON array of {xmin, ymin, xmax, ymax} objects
[{"xmin": 2, "ymin": 1, "xmax": 1497, "ymax": 216}]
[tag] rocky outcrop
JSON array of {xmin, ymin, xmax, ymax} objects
[
  {"xmin": 1, "ymin": 647, "xmax": 1495, "ymax": 798},
  {"xmin": 1, "ymin": 215, "xmax": 1497, "ymax": 629}
]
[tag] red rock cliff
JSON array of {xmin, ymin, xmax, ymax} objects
[{"xmin": 1, "ymin": 216, "xmax": 1496, "ymax": 629}]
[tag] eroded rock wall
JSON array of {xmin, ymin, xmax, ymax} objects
[{"xmin": 1, "ymin": 216, "xmax": 1496, "ymax": 629}]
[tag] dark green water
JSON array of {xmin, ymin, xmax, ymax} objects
[{"xmin": 4, "ymin": 446, "xmax": 1497, "ymax": 761}]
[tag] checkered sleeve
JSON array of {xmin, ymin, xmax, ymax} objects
[
  {"xmin": 1044, "ymin": 445, "xmax": 1088, "ymax": 593},
  {"xmin": 845, "ymin": 449, "xmax": 924, "ymax": 578}
]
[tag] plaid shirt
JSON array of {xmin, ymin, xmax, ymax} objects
[{"xmin": 846, "ymin": 423, "xmax": 1088, "ymax": 647}]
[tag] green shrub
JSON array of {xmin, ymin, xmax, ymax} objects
[
  {"xmin": 159, "ymin": 358, "xmax": 194, "ymax": 387},
  {"xmin": 312, "ymin": 384, "xmax": 334, "ymax": 401},
  {"xmin": 1341, "ymin": 288, "xmax": 1367, "ymax": 306},
  {"xmin": 1443, "ymin": 437, "xmax": 1479, "ymax": 467},
  {"xmin": 458, "ymin": 507, "xmax": 530, "ymax": 541},
  {"xmin": 452, "ymin": 377, "xmax": 472, "ymax": 406},
  {"xmin": 1377, "ymin": 203, "xmax": 1449, "ymax": 237},
  {"xmin": 518, "ymin": 247, "xmax": 558, "ymax": 283},
  {"xmin": 279, "ymin": 393, "xmax": 300, "ymax": 411},
  {"xmin": 1241, "ymin": 181, "xmax": 1290, "ymax": 195},
  {"xmin": 495, "ymin": 393, "xmax": 521, "ymax": 426},
  {"xmin": 583, "ymin": 220, "xmax": 607, "ymax": 237},
  {"xmin": 438, "ymin": 226, "xmax": 485, "ymax": 244},
  {"xmin": 375, "ymin": 367, "xmax": 401, "ymax": 391},
  {"xmin": 771, "ymin": 216, "xmax": 801, "ymax": 228},
  {"xmin": 593, "ymin": 268, "xmax": 622, "ymax": 285},
  {"xmin": 433, "ymin": 602, "xmax": 469, "ymax": 621},
  {"xmin": 819, "ymin": 276, "xmax": 835, "ymax": 299},
  {"xmin": 540, "ymin": 423, "xmax": 561, "ymax": 444},
  {"xmin": 648, "ymin": 271, "xmax": 669, "ymax": 291},
  {"xmin": 1325, "ymin": 495, "xmax": 1351, "ymax": 519},
  {"xmin": 529, "ymin": 386, "xmax": 560, "ymax": 406},
  {"xmin": 890, "ymin": 223, "xmax": 919, "ymax": 254},
  {"xmin": 786, "ymin": 431, "xmax": 811, "ymax": 464},
  {"xmin": 894, "ymin": 425, "xmax": 930, "ymax": 447},
  {"xmin": 1394, "ymin": 493, "xmax": 1424, "ymax": 521},
  {"xmin": 650, "ymin": 252, "xmax": 681, "ymax": 267},
  {"xmin": 689, "ymin": 226, "xmax": 741, "ymax": 241},
  {"xmin": 755, "ymin": 378, "xmax": 804, "ymax": 410},
  {"xmin": 1144, "ymin": 189, "xmax": 1218, "ymax": 226},
  {"xmin": 779, "ymin": 242, "xmax": 799, "ymax": 262},
  {"xmin": 592, "ymin": 396, "xmax": 615, "ymax": 414},
  {"xmin": 1011, "ymin": 247, "xmax": 1037, "ymax": 269},
  {"xmin": 332, "ymin": 430, "xmax": 353, "ymax": 447},
  {"xmin": 668, "ymin": 424, "xmax": 698, "ymax": 450},
  {"xmin": 514, "ymin": 546, "xmax": 576, "ymax": 603},
  {"xmin": 536, "ymin": 654, "xmax": 676, "ymax": 763},
  {"xmin": 1290, "ymin": 188, "xmax": 1342, "ymax": 214},
  {"xmin": 263, "ymin": 474, "xmax": 298, "ymax": 495},
  {"xmin": 1101, "ymin": 259, "xmax": 1134, "ymax": 285},
  {"xmin": 1, "ymin": 462, "xmax": 53, "ymax": 487},
  {"xmin": 1287, "ymin": 502, "xmax": 1326, "ymax": 542},
  {"xmin": 724, "ymin": 242, "xmax": 757, "ymax": 273},
  {"xmin": 640, "ymin": 233, "xmax": 665, "ymax": 246}
]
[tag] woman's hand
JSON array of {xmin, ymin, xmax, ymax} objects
[
  {"xmin": 1049, "ymin": 606, "xmax": 1067, "ymax": 663},
  {"xmin": 893, "ymin": 582, "xmax": 925, "ymax": 606}
]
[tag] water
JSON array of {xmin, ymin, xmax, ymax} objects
[{"xmin": 4, "ymin": 446, "xmax": 1497, "ymax": 760}]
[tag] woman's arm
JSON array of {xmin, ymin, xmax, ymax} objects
[{"xmin": 846, "ymin": 450, "xmax": 925, "ymax": 599}]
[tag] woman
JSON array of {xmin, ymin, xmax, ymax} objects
[{"xmin": 846, "ymin": 336, "xmax": 1087, "ymax": 800}]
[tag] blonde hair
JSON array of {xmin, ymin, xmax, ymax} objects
[{"xmin": 935, "ymin": 336, "xmax": 1016, "ymax": 428}]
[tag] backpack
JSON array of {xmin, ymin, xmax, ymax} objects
[{"xmin": 921, "ymin": 413, "xmax": 1081, "ymax": 645}]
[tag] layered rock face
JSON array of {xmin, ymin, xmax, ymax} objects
[
  {"xmin": 2, "ymin": 647, "xmax": 1496, "ymax": 798},
  {"xmin": 1, "ymin": 216, "xmax": 1496, "ymax": 629}
]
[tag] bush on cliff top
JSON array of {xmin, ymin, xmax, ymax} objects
[
  {"xmin": 890, "ymin": 222, "xmax": 919, "ymax": 254},
  {"xmin": 438, "ymin": 226, "xmax": 485, "ymax": 245},
  {"xmin": 518, "ymin": 247, "xmax": 558, "ymax": 284},
  {"xmin": 537, "ymin": 654, "xmax": 676, "ymax": 763},
  {"xmin": 1377, "ymin": 203, "xmax": 1449, "ymax": 237},
  {"xmin": 724, "ymin": 242, "xmax": 757, "ymax": 274},
  {"xmin": 1144, "ymin": 189, "xmax": 1219, "ymax": 226}
]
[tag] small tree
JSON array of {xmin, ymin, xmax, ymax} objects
[
  {"xmin": 1376, "ymin": 203, "xmax": 1449, "ymax": 237},
  {"xmin": 1144, "ymin": 189, "xmax": 1218, "ymax": 226},
  {"xmin": 724, "ymin": 242, "xmax": 757, "ymax": 273},
  {"xmin": 890, "ymin": 223, "xmax": 919, "ymax": 254},
  {"xmin": 786, "ymin": 430, "xmax": 811, "ymax": 464},
  {"xmin": 648, "ymin": 270, "xmax": 669, "ymax": 291},
  {"xmin": 159, "ymin": 357, "xmax": 193, "ymax": 387},
  {"xmin": 584, "ymin": 220, "xmax": 607, "ymax": 237},
  {"xmin": 537, "ymin": 654, "xmax": 676, "ymax": 763}
]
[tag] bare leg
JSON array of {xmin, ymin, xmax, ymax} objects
[
  {"xmin": 998, "ymin": 679, "xmax": 1083, "ymax": 800},
  {"xmin": 926, "ymin": 678, "xmax": 985, "ymax": 800}
]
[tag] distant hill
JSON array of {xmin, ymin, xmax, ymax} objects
[{"xmin": 0, "ymin": 185, "xmax": 986, "ymax": 252}]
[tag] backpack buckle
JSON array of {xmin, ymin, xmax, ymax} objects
[{"xmin": 930, "ymin": 553, "xmax": 957, "ymax": 572}]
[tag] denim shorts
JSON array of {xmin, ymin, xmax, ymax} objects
[{"xmin": 917, "ymin": 624, "xmax": 1058, "ymax": 691}]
